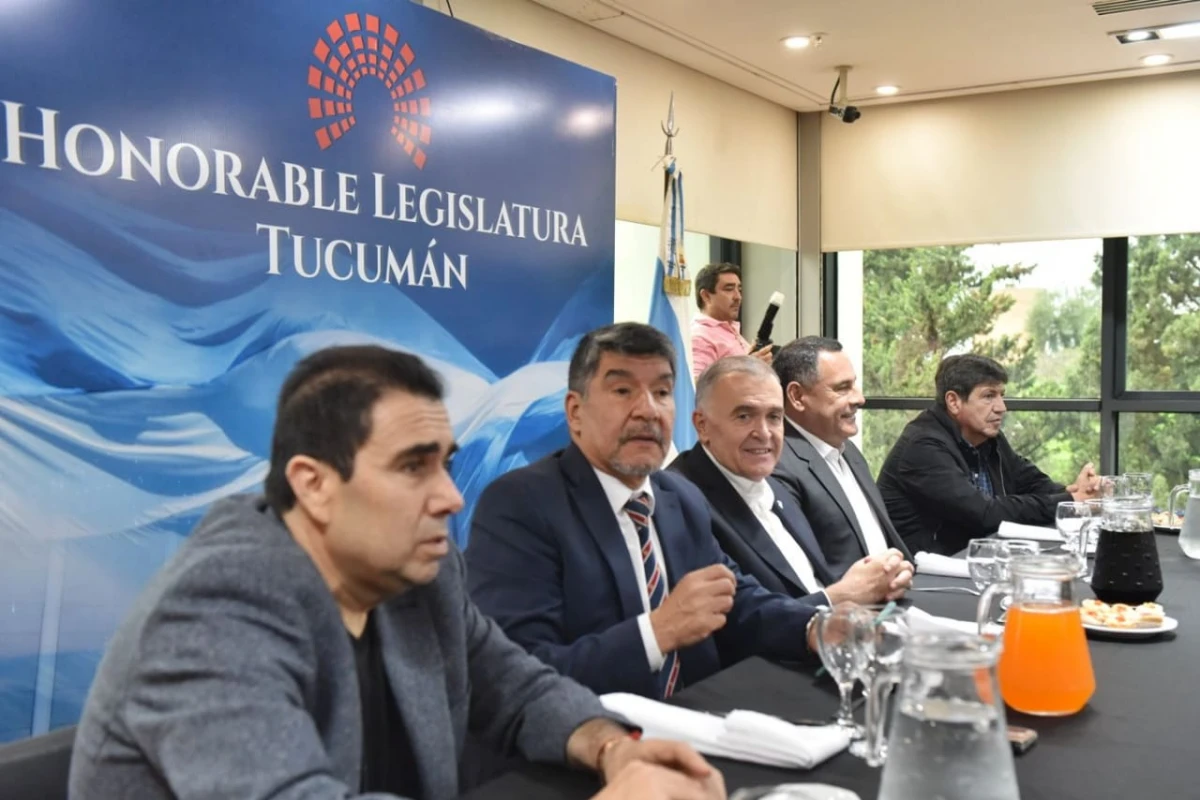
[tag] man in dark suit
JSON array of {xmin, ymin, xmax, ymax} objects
[
  {"xmin": 771, "ymin": 337, "xmax": 912, "ymax": 578},
  {"xmin": 467, "ymin": 323, "xmax": 823, "ymax": 700},
  {"xmin": 670, "ymin": 356, "xmax": 912, "ymax": 603}
]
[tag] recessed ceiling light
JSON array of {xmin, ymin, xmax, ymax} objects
[
  {"xmin": 782, "ymin": 35, "xmax": 812, "ymax": 50},
  {"xmin": 1157, "ymin": 21, "xmax": 1200, "ymax": 40},
  {"xmin": 1141, "ymin": 53, "xmax": 1173, "ymax": 66},
  {"xmin": 875, "ymin": 85, "xmax": 900, "ymax": 96},
  {"xmin": 1124, "ymin": 30, "xmax": 1153, "ymax": 42}
]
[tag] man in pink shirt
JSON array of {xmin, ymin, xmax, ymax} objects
[{"xmin": 691, "ymin": 263, "xmax": 773, "ymax": 379}]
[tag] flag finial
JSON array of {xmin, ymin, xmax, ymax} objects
[{"xmin": 661, "ymin": 91, "xmax": 679, "ymax": 158}]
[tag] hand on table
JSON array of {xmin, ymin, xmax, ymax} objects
[
  {"xmin": 597, "ymin": 739, "xmax": 725, "ymax": 800},
  {"xmin": 1068, "ymin": 462, "xmax": 1100, "ymax": 500},
  {"xmin": 825, "ymin": 548, "xmax": 913, "ymax": 605}
]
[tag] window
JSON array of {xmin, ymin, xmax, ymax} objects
[
  {"xmin": 831, "ymin": 236, "xmax": 1200, "ymax": 497},
  {"xmin": 838, "ymin": 240, "xmax": 1103, "ymax": 481},
  {"xmin": 1117, "ymin": 412, "xmax": 1200, "ymax": 507},
  {"xmin": 1125, "ymin": 234, "xmax": 1200, "ymax": 392}
]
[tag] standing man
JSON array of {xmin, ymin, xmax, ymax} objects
[
  {"xmin": 670, "ymin": 356, "xmax": 912, "ymax": 602},
  {"xmin": 691, "ymin": 263, "xmax": 773, "ymax": 378},
  {"xmin": 69, "ymin": 345, "xmax": 723, "ymax": 800},
  {"xmin": 771, "ymin": 337, "xmax": 911, "ymax": 577},
  {"xmin": 877, "ymin": 353, "xmax": 1100, "ymax": 555},
  {"xmin": 467, "ymin": 323, "xmax": 822, "ymax": 701}
]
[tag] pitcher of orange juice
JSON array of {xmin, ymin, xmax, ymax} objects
[{"xmin": 976, "ymin": 553, "xmax": 1095, "ymax": 716}]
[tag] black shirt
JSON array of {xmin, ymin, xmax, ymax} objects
[{"xmin": 351, "ymin": 612, "xmax": 423, "ymax": 798}]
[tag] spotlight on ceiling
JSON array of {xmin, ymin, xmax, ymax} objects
[
  {"xmin": 782, "ymin": 35, "xmax": 812, "ymax": 49},
  {"xmin": 875, "ymin": 85, "xmax": 900, "ymax": 96},
  {"xmin": 1141, "ymin": 53, "xmax": 1173, "ymax": 66}
]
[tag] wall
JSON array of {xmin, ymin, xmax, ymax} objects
[
  {"xmin": 614, "ymin": 220, "xmax": 710, "ymax": 324},
  {"xmin": 821, "ymin": 71, "xmax": 1200, "ymax": 251},
  {"xmin": 445, "ymin": 0, "xmax": 799, "ymax": 251}
]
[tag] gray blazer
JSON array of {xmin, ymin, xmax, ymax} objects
[
  {"xmin": 773, "ymin": 424, "xmax": 912, "ymax": 578},
  {"xmin": 69, "ymin": 495, "xmax": 610, "ymax": 800}
]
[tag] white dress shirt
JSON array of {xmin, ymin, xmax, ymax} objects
[
  {"xmin": 703, "ymin": 448, "xmax": 829, "ymax": 602},
  {"xmin": 791, "ymin": 420, "xmax": 891, "ymax": 556},
  {"xmin": 592, "ymin": 468, "xmax": 669, "ymax": 671}
]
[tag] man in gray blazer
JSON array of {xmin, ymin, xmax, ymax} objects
[
  {"xmin": 771, "ymin": 337, "xmax": 913, "ymax": 578},
  {"xmin": 69, "ymin": 345, "xmax": 723, "ymax": 800}
]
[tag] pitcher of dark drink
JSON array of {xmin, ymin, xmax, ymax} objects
[{"xmin": 1091, "ymin": 495, "xmax": 1163, "ymax": 604}]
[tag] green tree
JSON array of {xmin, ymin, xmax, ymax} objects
[
  {"xmin": 1117, "ymin": 235, "xmax": 1200, "ymax": 504},
  {"xmin": 860, "ymin": 246, "xmax": 1038, "ymax": 471},
  {"xmin": 860, "ymin": 235, "xmax": 1200, "ymax": 506}
]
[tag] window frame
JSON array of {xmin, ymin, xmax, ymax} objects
[{"xmin": 823, "ymin": 236, "xmax": 1200, "ymax": 474}]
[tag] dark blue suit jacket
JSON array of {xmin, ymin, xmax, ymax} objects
[
  {"xmin": 466, "ymin": 444, "xmax": 818, "ymax": 698},
  {"xmin": 668, "ymin": 444, "xmax": 836, "ymax": 599}
]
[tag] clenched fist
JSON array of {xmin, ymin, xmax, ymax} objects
[{"xmin": 649, "ymin": 564, "xmax": 737, "ymax": 653}]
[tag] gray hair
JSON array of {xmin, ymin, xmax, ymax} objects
[
  {"xmin": 567, "ymin": 323, "xmax": 676, "ymax": 395},
  {"xmin": 773, "ymin": 336, "xmax": 843, "ymax": 389},
  {"xmin": 695, "ymin": 356, "xmax": 780, "ymax": 409}
]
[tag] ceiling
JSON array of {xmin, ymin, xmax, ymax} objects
[{"xmin": 530, "ymin": 0, "xmax": 1200, "ymax": 110}]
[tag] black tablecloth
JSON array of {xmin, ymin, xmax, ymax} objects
[{"xmin": 461, "ymin": 534, "xmax": 1200, "ymax": 800}]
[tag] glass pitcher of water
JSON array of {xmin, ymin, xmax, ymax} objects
[
  {"xmin": 1091, "ymin": 495, "xmax": 1163, "ymax": 604},
  {"xmin": 877, "ymin": 633, "xmax": 1018, "ymax": 800},
  {"xmin": 1169, "ymin": 469, "xmax": 1200, "ymax": 559}
]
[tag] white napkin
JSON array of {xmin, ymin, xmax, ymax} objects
[
  {"xmin": 996, "ymin": 521, "xmax": 1060, "ymax": 542},
  {"xmin": 599, "ymin": 692, "xmax": 851, "ymax": 769},
  {"xmin": 905, "ymin": 607, "xmax": 1003, "ymax": 637},
  {"xmin": 914, "ymin": 551, "xmax": 971, "ymax": 579}
]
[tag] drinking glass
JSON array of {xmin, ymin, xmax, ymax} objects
[
  {"xmin": 966, "ymin": 539, "xmax": 1004, "ymax": 592},
  {"xmin": 996, "ymin": 539, "xmax": 1039, "ymax": 581},
  {"xmin": 1097, "ymin": 475, "xmax": 1125, "ymax": 499},
  {"xmin": 1056, "ymin": 501, "xmax": 1096, "ymax": 579},
  {"xmin": 813, "ymin": 605, "xmax": 869, "ymax": 736},
  {"xmin": 1122, "ymin": 472, "xmax": 1153, "ymax": 499}
]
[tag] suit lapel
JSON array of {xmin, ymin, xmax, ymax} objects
[
  {"xmin": 769, "ymin": 480, "xmax": 837, "ymax": 587},
  {"xmin": 648, "ymin": 481, "xmax": 691, "ymax": 589},
  {"xmin": 677, "ymin": 447, "xmax": 806, "ymax": 594},
  {"xmin": 785, "ymin": 429, "xmax": 870, "ymax": 553},
  {"xmin": 843, "ymin": 443, "xmax": 912, "ymax": 557},
  {"xmin": 375, "ymin": 598, "xmax": 456, "ymax": 800},
  {"xmin": 560, "ymin": 444, "xmax": 644, "ymax": 620}
]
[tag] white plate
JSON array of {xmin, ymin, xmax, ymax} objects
[{"xmin": 1082, "ymin": 616, "xmax": 1178, "ymax": 638}]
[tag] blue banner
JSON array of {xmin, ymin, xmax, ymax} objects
[{"xmin": 0, "ymin": 1, "xmax": 615, "ymax": 742}]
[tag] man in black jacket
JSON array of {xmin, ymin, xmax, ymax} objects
[{"xmin": 877, "ymin": 354, "xmax": 1099, "ymax": 555}]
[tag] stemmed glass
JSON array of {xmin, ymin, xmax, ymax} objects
[
  {"xmin": 852, "ymin": 610, "xmax": 908, "ymax": 765},
  {"xmin": 813, "ymin": 605, "xmax": 870, "ymax": 737}
]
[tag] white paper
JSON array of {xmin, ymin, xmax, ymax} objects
[
  {"xmin": 914, "ymin": 551, "xmax": 971, "ymax": 579},
  {"xmin": 996, "ymin": 521, "xmax": 1061, "ymax": 542},
  {"xmin": 905, "ymin": 607, "xmax": 1003, "ymax": 637},
  {"xmin": 599, "ymin": 693, "xmax": 851, "ymax": 770}
]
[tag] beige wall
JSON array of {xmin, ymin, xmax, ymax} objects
[
  {"xmin": 821, "ymin": 71, "xmax": 1200, "ymax": 251},
  {"xmin": 445, "ymin": 0, "xmax": 799, "ymax": 250}
]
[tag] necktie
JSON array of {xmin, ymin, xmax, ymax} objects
[{"xmin": 624, "ymin": 492, "xmax": 681, "ymax": 699}]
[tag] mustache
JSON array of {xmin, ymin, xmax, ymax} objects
[{"xmin": 619, "ymin": 427, "xmax": 666, "ymax": 447}]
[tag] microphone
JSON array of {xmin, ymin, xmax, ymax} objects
[{"xmin": 753, "ymin": 291, "xmax": 785, "ymax": 351}]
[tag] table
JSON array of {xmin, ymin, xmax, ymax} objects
[{"xmin": 461, "ymin": 534, "xmax": 1200, "ymax": 800}]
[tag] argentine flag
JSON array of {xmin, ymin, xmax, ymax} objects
[{"xmin": 648, "ymin": 158, "xmax": 696, "ymax": 453}]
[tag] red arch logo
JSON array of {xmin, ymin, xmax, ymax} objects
[{"xmin": 307, "ymin": 12, "xmax": 433, "ymax": 169}]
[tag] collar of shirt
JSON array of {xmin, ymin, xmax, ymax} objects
[
  {"xmin": 702, "ymin": 446, "xmax": 775, "ymax": 515},
  {"xmin": 788, "ymin": 417, "xmax": 845, "ymax": 466},
  {"xmin": 693, "ymin": 312, "xmax": 742, "ymax": 337},
  {"xmin": 592, "ymin": 466, "xmax": 656, "ymax": 516}
]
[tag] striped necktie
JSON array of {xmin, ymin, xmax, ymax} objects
[{"xmin": 624, "ymin": 491, "xmax": 681, "ymax": 699}]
